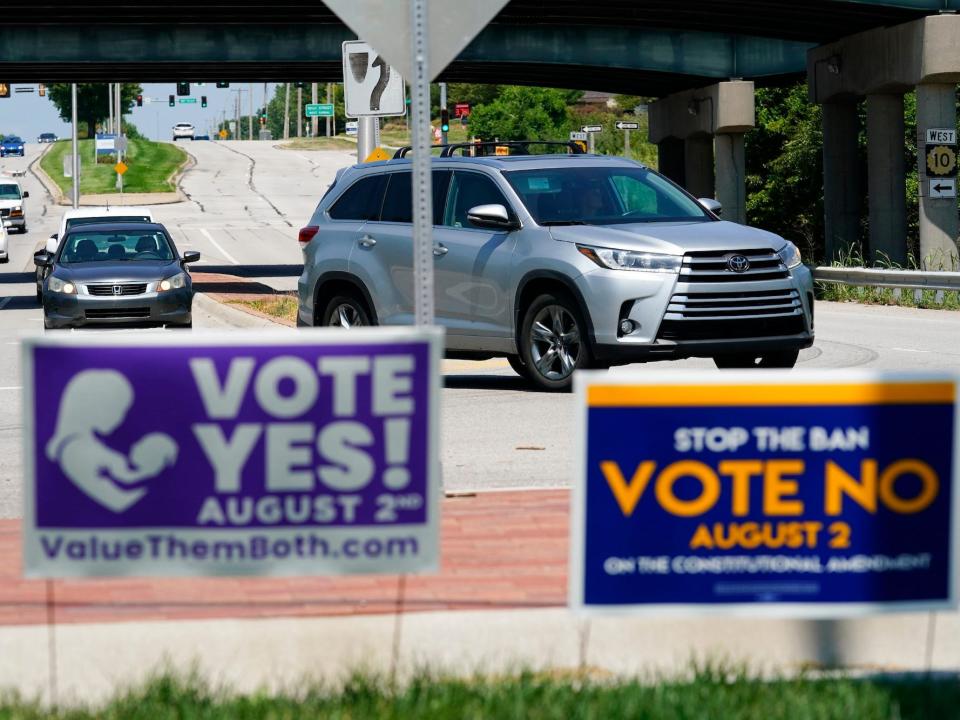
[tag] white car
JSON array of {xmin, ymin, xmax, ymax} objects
[
  {"xmin": 0, "ymin": 219, "xmax": 9, "ymax": 264},
  {"xmin": 37, "ymin": 206, "xmax": 154, "ymax": 300},
  {"xmin": 0, "ymin": 175, "xmax": 29, "ymax": 233},
  {"xmin": 172, "ymin": 123, "xmax": 195, "ymax": 141}
]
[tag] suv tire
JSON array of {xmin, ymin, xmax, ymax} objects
[
  {"xmin": 714, "ymin": 349, "xmax": 799, "ymax": 369},
  {"xmin": 321, "ymin": 294, "xmax": 371, "ymax": 328},
  {"xmin": 518, "ymin": 292, "xmax": 591, "ymax": 392},
  {"xmin": 507, "ymin": 354, "xmax": 527, "ymax": 378}
]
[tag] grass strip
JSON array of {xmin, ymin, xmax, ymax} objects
[
  {"xmin": 229, "ymin": 295, "xmax": 299, "ymax": 323},
  {"xmin": 1, "ymin": 670, "xmax": 958, "ymax": 719},
  {"xmin": 279, "ymin": 137, "xmax": 359, "ymax": 151},
  {"xmin": 39, "ymin": 139, "xmax": 188, "ymax": 196}
]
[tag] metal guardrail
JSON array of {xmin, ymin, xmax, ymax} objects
[{"xmin": 813, "ymin": 266, "xmax": 960, "ymax": 292}]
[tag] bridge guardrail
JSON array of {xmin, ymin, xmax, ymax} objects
[{"xmin": 813, "ymin": 266, "xmax": 960, "ymax": 294}]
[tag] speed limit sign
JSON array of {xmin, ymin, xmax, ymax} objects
[{"xmin": 926, "ymin": 144, "xmax": 957, "ymax": 178}]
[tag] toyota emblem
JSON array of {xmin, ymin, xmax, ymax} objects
[
  {"xmin": 112, "ymin": 285, "xmax": 122, "ymax": 296},
  {"xmin": 726, "ymin": 255, "xmax": 751, "ymax": 273}
]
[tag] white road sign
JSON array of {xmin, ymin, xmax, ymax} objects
[
  {"xmin": 569, "ymin": 131, "xmax": 588, "ymax": 141},
  {"xmin": 615, "ymin": 121, "xmax": 640, "ymax": 130},
  {"xmin": 582, "ymin": 125, "xmax": 603, "ymax": 133},
  {"xmin": 342, "ymin": 40, "xmax": 406, "ymax": 118},
  {"xmin": 325, "ymin": 0, "xmax": 509, "ymax": 81},
  {"xmin": 929, "ymin": 178, "xmax": 957, "ymax": 199},
  {"xmin": 926, "ymin": 128, "xmax": 957, "ymax": 145}
]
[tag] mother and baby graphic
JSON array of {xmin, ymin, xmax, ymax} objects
[{"xmin": 45, "ymin": 370, "xmax": 179, "ymax": 513}]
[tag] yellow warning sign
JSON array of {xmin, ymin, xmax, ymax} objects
[
  {"xmin": 494, "ymin": 145, "xmax": 510, "ymax": 156},
  {"xmin": 219, "ymin": 129, "xmax": 228, "ymax": 139},
  {"xmin": 364, "ymin": 146, "xmax": 391, "ymax": 163},
  {"xmin": 926, "ymin": 145, "xmax": 957, "ymax": 177},
  {"xmin": 114, "ymin": 161, "xmax": 128, "ymax": 175}
]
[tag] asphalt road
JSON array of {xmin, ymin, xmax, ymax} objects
[{"xmin": 1, "ymin": 140, "xmax": 959, "ymax": 517}]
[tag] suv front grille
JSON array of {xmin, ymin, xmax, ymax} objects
[
  {"xmin": 87, "ymin": 283, "xmax": 147, "ymax": 296},
  {"xmin": 665, "ymin": 289, "xmax": 802, "ymax": 321},
  {"xmin": 679, "ymin": 249, "xmax": 789, "ymax": 283},
  {"xmin": 0, "ymin": 209, "xmax": 9, "ymax": 218}
]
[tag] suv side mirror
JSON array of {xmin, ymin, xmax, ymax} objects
[
  {"xmin": 182, "ymin": 250, "xmax": 201, "ymax": 264},
  {"xmin": 34, "ymin": 250, "xmax": 52, "ymax": 267},
  {"xmin": 22, "ymin": 191, "xmax": 29, "ymax": 199},
  {"xmin": 698, "ymin": 198, "xmax": 722, "ymax": 216},
  {"xmin": 467, "ymin": 204, "xmax": 519, "ymax": 230}
]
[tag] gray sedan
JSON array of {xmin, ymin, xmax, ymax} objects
[{"xmin": 34, "ymin": 222, "xmax": 200, "ymax": 329}]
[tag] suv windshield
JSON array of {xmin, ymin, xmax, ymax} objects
[
  {"xmin": 59, "ymin": 230, "xmax": 175, "ymax": 264},
  {"xmin": 504, "ymin": 166, "xmax": 711, "ymax": 225},
  {"xmin": 0, "ymin": 184, "xmax": 21, "ymax": 200}
]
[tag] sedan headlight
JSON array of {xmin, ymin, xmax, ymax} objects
[
  {"xmin": 777, "ymin": 241, "xmax": 803, "ymax": 269},
  {"xmin": 47, "ymin": 276, "xmax": 76, "ymax": 295},
  {"xmin": 158, "ymin": 272, "xmax": 187, "ymax": 292},
  {"xmin": 577, "ymin": 244, "xmax": 682, "ymax": 273}
]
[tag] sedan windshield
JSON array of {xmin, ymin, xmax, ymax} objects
[
  {"xmin": 59, "ymin": 230, "xmax": 175, "ymax": 263},
  {"xmin": 0, "ymin": 184, "xmax": 21, "ymax": 200},
  {"xmin": 504, "ymin": 166, "xmax": 711, "ymax": 225},
  {"xmin": 65, "ymin": 216, "xmax": 150, "ymax": 231}
]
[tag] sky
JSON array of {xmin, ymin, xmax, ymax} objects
[{"xmin": 0, "ymin": 83, "xmax": 279, "ymax": 142}]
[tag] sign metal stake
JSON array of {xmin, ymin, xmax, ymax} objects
[
  {"xmin": 70, "ymin": 83, "xmax": 79, "ymax": 209},
  {"xmin": 410, "ymin": 0, "xmax": 435, "ymax": 326}
]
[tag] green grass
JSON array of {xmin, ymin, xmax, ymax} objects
[
  {"xmin": 279, "ymin": 136, "xmax": 358, "ymax": 151},
  {"xmin": 40, "ymin": 139, "xmax": 188, "ymax": 196},
  {"xmin": 229, "ymin": 295, "xmax": 298, "ymax": 323},
  {"xmin": 815, "ymin": 247, "xmax": 960, "ymax": 310},
  {"xmin": 1, "ymin": 670, "xmax": 959, "ymax": 719}
]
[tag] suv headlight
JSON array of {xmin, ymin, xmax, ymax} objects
[
  {"xmin": 777, "ymin": 241, "xmax": 802, "ymax": 269},
  {"xmin": 10, "ymin": 207, "xmax": 22, "ymax": 217},
  {"xmin": 47, "ymin": 276, "xmax": 76, "ymax": 295},
  {"xmin": 158, "ymin": 272, "xmax": 187, "ymax": 292},
  {"xmin": 577, "ymin": 245, "xmax": 682, "ymax": 273}
]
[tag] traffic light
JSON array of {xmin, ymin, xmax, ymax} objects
[
  {"xmin": 0, "ymin": 84, "xmax": 9, "ymax": 99},
  {"xmin": 201, "ymin": 95, "xmax": 207, "ymax": 108},
  {"xmin": 216, "ymin": 82, "xmax": 230, "ymax": 88},
  {"xmin": 168, "ymin": 94, "xmax": 175, "ymax": 107},
  {"xmin": 136, "ymin": 94, "xmax": 143, "ymax": 107},
  {"xmin": 294, "ymin": 81, "xmax": 307, "ymax": 89},
  {"xmin": 440, "ymin": 108, "xmax": 450, "ymax": 134},
  {"xmin": 176, "ymin": 81, "xmax": 190, "ymax": 96}
]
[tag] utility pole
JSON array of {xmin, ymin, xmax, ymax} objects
[
  {"xmin": 263, "ymin": 82, "xmax": 269, "ymax": 138},
  {"xmin": 71, "ymin": 83, "xmax": 79, "ymax": 208},
  {"xmin": 107, "ymin": 83, "xmax": 113, "ymax": 135},
  {"xmin": 235, "ymin": 93, "xmax": 241, "ymax": 142},
  {"xmin": 311, "ymin": 82, "xmax": 318, "ymax": 137},
  {"xmin": 326, "ymin": 83, "xmax": 332, "ymax": 137},
  {"xmin": 283, "ymin": 82, "xmax": 291, "ymax": 140},
  {"xmin": 249, "ymin": 82, "xmax": 254, "ymax": 141},
  {"xmin": 439, "ymin": 82, "xmax": 448, "ymax": 145},
  {"xmin": 297, "ymin": 85, "xmax": 303, "ymax": 138}
]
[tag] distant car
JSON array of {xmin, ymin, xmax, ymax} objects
[
  {"xmin": 0, "ymin": 136, "xmax": 25, "ymax": 157},
  {"xmin": 193, "ymin": 134, "xmax": 210, "ymax": 141},
  {"xmin": 35, "ymin": 222, "xmax": 200, "ymax": 330},
  {"xmin": 172, "ymin": 123, "xmax": 195, "ymax": 141},
  {"xmin": 37, "ymin": 206, "xmax": 155, "ymax": 301},
  {"xmin": 37, "ymin": 133, "xmax": 58, "ymax": 144},
  {"xmin": 345, "ymin": 121, "xmax": 358, "ymax": 137},
  {"xmin": 0, "ymin": 176, "xmax": 29, "ymax": 234}
]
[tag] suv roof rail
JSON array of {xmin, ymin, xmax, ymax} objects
[{"xmin": 391, "ymin": 140, "xmax": 586, "ymax": 159}]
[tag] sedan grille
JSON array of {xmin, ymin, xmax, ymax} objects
[
  {"xmin": 85, "ymin": 307, "xmax": 151, "ymax": 319},
  {"xmin": 679, "ymin": 249, "xmax": 788, "ymax": 283},
  {"xmin": 86, "ymin": 283, "xmax": 148, "ymax": 296}
]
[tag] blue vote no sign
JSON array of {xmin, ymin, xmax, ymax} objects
[{"xmin": 570, "ymin": 372, "xmax": 959, "ymax": 616}]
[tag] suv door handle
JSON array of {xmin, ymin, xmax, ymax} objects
[
  {"xmin": 433, "ymin": 243, "xmax": 448, "ymax": 256},
  {"xmin": 358, "ymin": 235, "xmax": 377, "ymax": 248}
]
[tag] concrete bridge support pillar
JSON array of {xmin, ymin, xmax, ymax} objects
[
  {"xmin": 715, "ymin": 132, "xmax": 746, "ymax": 224},
  {"xmin": 657, "ymin": 137, "xmax": 685, "ymax": 186},
  {"xmin": 916, "ymin": 83, "xmax": 960, "ymax": 269},
  {"xmin": 821, "ymin": 100, "xmax": 862, "ymax": 262},
  {"xmin": 866, "ymin": 94, "xmax": 907, "ymax": 266},
  {"xmin": 684, "ymin": 135, "xmax": 715, "ymax": 201}
]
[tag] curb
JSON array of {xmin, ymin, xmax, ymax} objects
[{"xmin": 193, "ymin": 293, "xmax": 291, "ymax": 329}]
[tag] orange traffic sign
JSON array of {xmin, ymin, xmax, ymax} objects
[
  {"xmin": 364, "ymin": 146, "xmax": 391, "ymax": 163},
  {"xmin": 114, "ymin": 161, "xmax": 128, "ymax": 175}
]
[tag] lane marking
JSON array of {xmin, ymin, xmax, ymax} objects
[
  {"xmin": 0, "ymin": 386, "xmax": 21, "ymax": 391},
  {"xmin": 891, "ymin": 347, "xmax": 932, "ymax": 354},
  {"xmin": 199, "ymin": 228, "xmax": 239, "ymax": 265}
]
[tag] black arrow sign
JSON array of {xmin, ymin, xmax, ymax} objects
[{"xmin": 933, "ymin": 182, "xmax": 953, "ymax": 193}]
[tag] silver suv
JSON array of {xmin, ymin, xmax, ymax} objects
[{"xmin": 297, "ymin": 148, "xmax": 814, "ymax": 390}]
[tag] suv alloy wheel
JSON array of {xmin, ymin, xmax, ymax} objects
[
  {"xmin": 321, "ymin": 295, "xmax": 371, "ymax": 328},
  {"xmin": 518, "ymin": 293, "xmax": 590, "ymax": 391}
]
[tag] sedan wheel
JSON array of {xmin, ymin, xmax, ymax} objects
[{"xmin": 519, "ymin": 293, "xmax": 590, "ymax": 391}]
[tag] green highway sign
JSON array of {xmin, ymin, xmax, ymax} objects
[
  {"xmin": 305, "ymin": 103, "xmax": 335, "ymax": 118},
  {"xmin": 179, "ymin": 98, "xmax": 197, "ymax": 104}
]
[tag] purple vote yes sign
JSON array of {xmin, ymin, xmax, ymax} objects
[{"xmin": 22, "ymin": 329, "xmax": 443, "ymax": 578}]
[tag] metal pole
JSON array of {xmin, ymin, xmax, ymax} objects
[
  {"xmin": 71, "ymin": 83, "xmax": 79, "ymax": 208},
  {"xmin": 235, "ymin": 93, "xmax": 241, "ymax": 142},
  {"xmin": 283, "ymin": 82, "xmax": 291, "ymax": 140},
  {"xmin": 249, "ymin": 83, "xmax": 254, "ymax": 140},
  {"xmin": 326, "ymin": 83, "xmax": 332, "ymax": 137},
  {"xmin": 107, "ymin": 83, "xmax": 113, "ymax": 135},
  {"xmin": 311, "ymin": 82, "xmax": 319, "ymax": 137},
  {"xmin": 588, "ymin": 131, "xmax": 595, "ymax": 154},
  {"xmin": 440, "ymin": 82, "xmax": 448, "ymax": 145},
  {"xmin": 410, "ymin": 0, "xmax": 434, "ymax": 326},
  {"xmin": 263, "ymin": 82, "xmax": 268, "ymax": 138},
  {"xmin": 357, "ymin": 117, "xmax": 376, "ymax": 162},
  {"xmin": 624, "ymin": 128, "xmax": 630, "ymax": 157},
  {"xmin": 116, "ymin": 83, "xmax": 123, "ymax": 193},
  {"xmin": 297, "ymin": 86, "xmax": 303, "ymax": 138}
]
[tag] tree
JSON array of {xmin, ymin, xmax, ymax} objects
[
  {"xmin": 46, "ymin": 83, "xmax": 142, "ymax": 138},
  {"xmin": 467, "ymin": 86, "xmax": 577, "ymax": 141}
]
